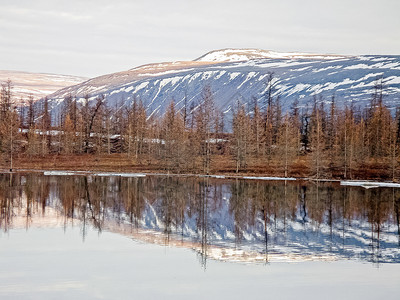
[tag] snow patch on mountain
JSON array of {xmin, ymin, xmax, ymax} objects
[{"xmin": 196, "ymin": 48, "xmax": 349, "ymax": 62}]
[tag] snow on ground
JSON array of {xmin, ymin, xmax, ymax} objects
[
  {"xmin": 340, "ymin": 180, "xmax": 400, "ymax": 188},
  {"xmin": 43, "ymin": 170, "xmax": 146, "ymax": 177},
  {"xmin": 242, "ymin": 176, "xmax": 297, "ymax": 181}
]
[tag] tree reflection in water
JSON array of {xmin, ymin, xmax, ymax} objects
[{"xmin": 1, "ymin": 173, "xmax": 400, "ymax": 265}]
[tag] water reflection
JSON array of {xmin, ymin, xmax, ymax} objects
[{"xmin": 1, "ymin": 173, "xmax": 400, "ymax": 264}]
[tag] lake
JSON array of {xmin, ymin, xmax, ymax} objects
[{"xmin": 1, "ymin": 172, "xmax": 400, "ymax": 299}]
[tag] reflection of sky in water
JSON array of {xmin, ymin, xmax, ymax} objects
[
  {"xmin": 1, "ymin": 226, "xmax": 400, "ymax": 300},
  {"xmin": 1, "ymin": 171, "xmax": 400, "ymax": 299},
  {"xmin": 1, "ymin": 174, "xmax": 400, "ymax": 264}
]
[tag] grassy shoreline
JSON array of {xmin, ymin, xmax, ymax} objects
[{"xmin": 1, "ymin": 153, "xmax": 398, "ymax": 182}]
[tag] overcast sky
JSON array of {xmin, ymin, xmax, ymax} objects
[{"xmin": 1, "ymin": 0, "xmax": 399, "ymax": 77}]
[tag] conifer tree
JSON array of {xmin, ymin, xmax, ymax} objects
[
  {"xmin": 276, "ymin": 113, "xmax": 299, "ymax": 177},
  {"xmin": 196, "ymin": 86, "xmax": 217, "ymax": 174},
  {"xmin": 232, "ymin": 102, "xmax": 251, "ymax": 173},
  {"xmin": 40, "ymin": 97, "xmax": 52, "ymax": 156},
  {"xmin": 309, "ymin": 97, "xmax": 326, "ymax": 179},
  {"xmin": 250, "ymin": 97, "xmax": 263, "ymax": 159}
]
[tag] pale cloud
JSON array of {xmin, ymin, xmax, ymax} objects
[{"xmin": 0, "ymin": 0, "xmax": 399, "ymax": 77}]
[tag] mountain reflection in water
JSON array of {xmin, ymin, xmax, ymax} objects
[{"xmin": 1, "ymin": 173, "xmax": 400, "ymax": 265}]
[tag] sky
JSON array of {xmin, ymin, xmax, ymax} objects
[{"xmin": 0, "ymin": 0, "xmax": 399, "ymax": 78}]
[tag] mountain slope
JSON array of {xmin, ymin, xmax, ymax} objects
[
  {"xmin": 45, "ymin": 49, "xmax": 400, "ymax": 123},
  {"xmin": 0, "ymin": 70, "xmax": 87, "ymax": 103}
]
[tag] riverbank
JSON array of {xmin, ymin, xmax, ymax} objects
[{"xmin": 1, "ymin": 153, "xmax": 398, "ymax": 182}]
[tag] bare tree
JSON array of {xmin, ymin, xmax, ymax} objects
[{"xmin": 82, "ymin": 94, "xmax": 104, "ymax": 153}]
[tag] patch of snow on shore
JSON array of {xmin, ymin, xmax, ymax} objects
[
  {"xmin": 242, "ymin": 176, "xmax": 296, "ymax": 181},
  {"xmin": 43, "ymin": 170, "xmax": 146, "ymax": 177},
  {"xmin": 340, "ymin": 180, "xmax": 400, "ymax": 188}
]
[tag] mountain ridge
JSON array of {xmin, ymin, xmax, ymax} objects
[
  {"xmin": 195, "ymin": 48, "xmax": 351, "ymax": 62},
  {"xmin": 41, "ymin": 49, "xmax": 400, "ymax": 124}
]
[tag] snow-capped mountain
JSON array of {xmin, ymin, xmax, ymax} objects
[
  {"xmin": 45, "ymin": 49, "xmax": 400, "ymax": 122},
  {"xmin": 0, "ymin": 70, "xmax": 87, "ymax": 103},
  {"xmin": 195, "ymin": 48, "xmax": 349, "ymax": 62}
]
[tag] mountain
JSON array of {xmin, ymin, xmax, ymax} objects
[
  {"xmin": 0, "ymin": 70, "xmax": 87, "ymax": 103},
  {"xmin": 44, "ymin": 48, "xmax": 400, "ymax": 123},
  {"xmin": 195, "ymin": 48, "xmax": 349, "ymax": 62}
]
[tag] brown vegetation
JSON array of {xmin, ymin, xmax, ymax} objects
[{"xmin": 1, "ymin": 77, "xmax": 400, "ymax": 181}]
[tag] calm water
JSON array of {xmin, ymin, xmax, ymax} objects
[{"xmin": 1, "ymin": 172, "xmax": 400, "ymax": 299}]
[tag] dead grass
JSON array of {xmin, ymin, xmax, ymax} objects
[{"xmin": 1, "ymin": 153, "xmax": 396, "ymax": 181}]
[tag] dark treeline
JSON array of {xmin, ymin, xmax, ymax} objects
[
  {"xmin": 1, "ymin": 77, "xmax": 400, "ymax": 180},
  {"xmin": 1, "ymin": 174, "xmax": 399, "ymax": 263}
]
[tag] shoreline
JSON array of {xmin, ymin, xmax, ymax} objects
[
  {"xmin": 3, "ymin": 168, "xmax": 400, "ymax": 189},
  {"xmin": 1, "ymin": 153, "xmax": 399, "ymax": 187}
]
